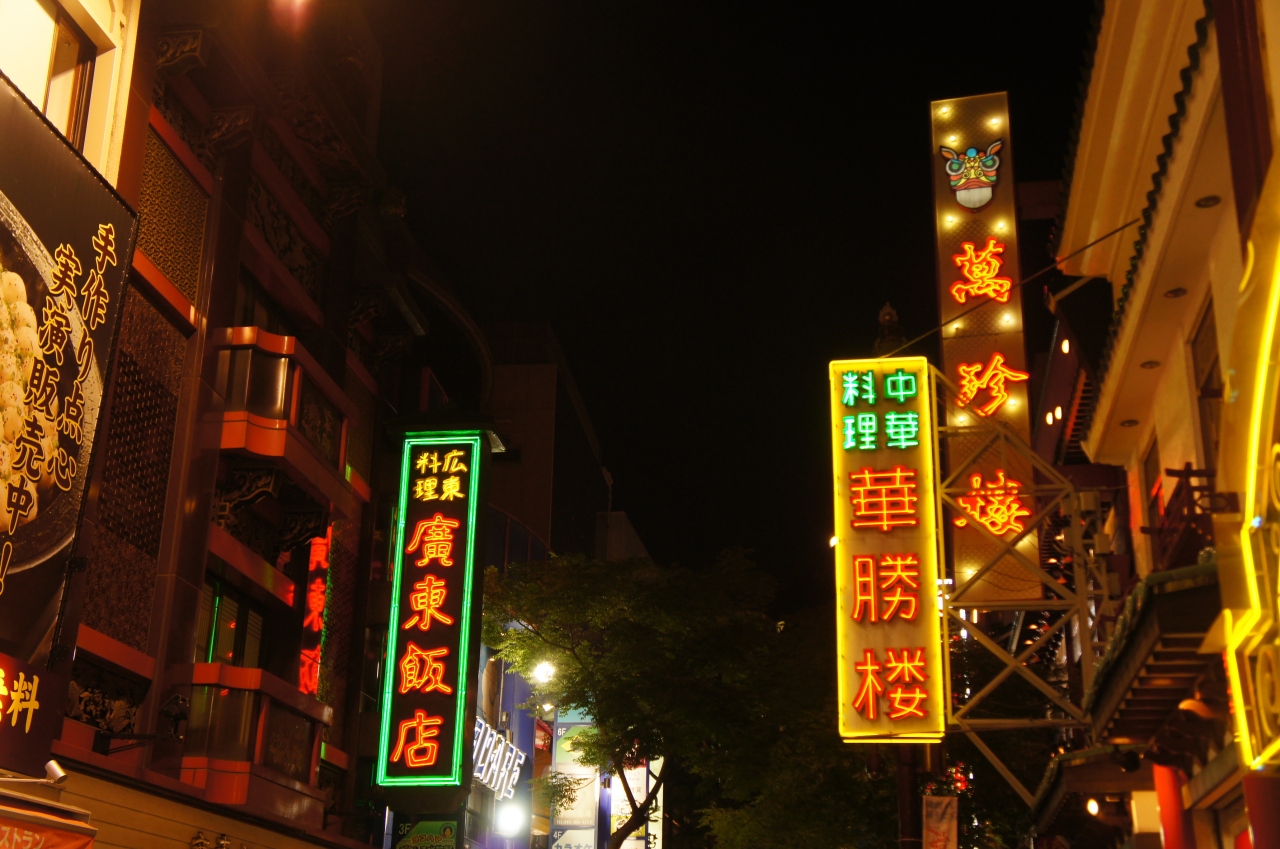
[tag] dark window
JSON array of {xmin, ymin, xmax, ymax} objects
[
  {"xmin": 234, "ymin": 267, "xmax": 294, "ymax": 336},
  {"xmin": 1217, "ymin": 0, "xmax": 1273, "ymax": 236},
  {"xmin": 195, "ymin": 578, "xmax": 266, "ymax": 668},
  {"xmin": 1192, "ymin": 302, "xmax": 1223, "ymax": 472},
  {"xmin": 43, "ymin": 10, "xmax": 94, "ymax": 150},
  {"xmin": 1143, "ymin": 438, "xmax": 1163, "ymax": 524}
]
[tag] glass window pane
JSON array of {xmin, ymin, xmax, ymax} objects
[
  {"xmin": 0, "ymin": 0, "xmax": 56, "ymax": 109},
  {"xmin": 194, "ymin": 581, "xmax": 215, "ymax": 663},
  {"xmin": 43, "ymin": 18, "xmax": 80, "ymax": 136},
  {"xmin": 212, "ymin": 593, "xmax": 239, "ymax": 664},
  {"xmin": 243, "ymin": 609, "xmax": 263, "ymax": 669}
]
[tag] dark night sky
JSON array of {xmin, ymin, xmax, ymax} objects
[{"xmin": 367, "ymin": 1, "xmax": 1096, "ymax": 608}]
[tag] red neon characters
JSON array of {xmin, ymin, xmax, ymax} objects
[
  {"xmin": 953, "ymin": 469, "xmax": 1031, "ymax": 535},
  {"xmin": 406, "ymin": 513, "xmax": 461, "ymax": 567},
  {"xmin": 955, "ymin": 353, "xmax": 1029, "ymax": 417},
  {"xmin": 849, "ymin": 467, "xmax": 919, "ymax": 531},
  {"xmin": 950, "ymin": 237, "xmax": 1012, "ymax": 304},
  {"xmin": 398, "ymin": 643, "xmax": 453, "ymax": 695},
  {"xmin": 392, "ymin": 710, "xmax": 443, "ymax": 768},
  {"xmin": 852, "ymin": 647, "xmax": 929, "ymax": 722}
]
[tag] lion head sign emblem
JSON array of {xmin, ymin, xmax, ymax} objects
[{"xmin": 940, "ymin": 139, "xmax": 1003, "ymax": 211}]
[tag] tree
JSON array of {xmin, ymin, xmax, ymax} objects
[
  {"xmin": 481, "ymin": 550, "xmax": 775, "ymax": 849},
  {"xmin": 699, "ymin": 604, "xmax": 898, "ymax": 849}
]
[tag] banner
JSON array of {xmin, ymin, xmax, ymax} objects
[
  {"xmin": 0, "ymin": 809, "xmax": 95, "ymax": 849},
  {"xmin": 923, "ymin": 795, "xmax": 958, "ymax": 849},
  {"xmin": 0, "ymin": 71, "xmax": 135, "ymax": 658}
]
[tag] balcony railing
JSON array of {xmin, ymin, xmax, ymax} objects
[
  {"xmin": 174, "ymin": 663, "xmax": 332, "ymax": 829},
  {"xmin": 1139, "ymin": 464, "xmax": 1235, "ymax": 573},
  {"xmin": 213, "ymin": 327, "xmax": 362, "ymax": 517}
]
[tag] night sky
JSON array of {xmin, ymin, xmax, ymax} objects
[{"xmin": 368, "ymin": 1, "xmax": 1097, "ymax": 609}]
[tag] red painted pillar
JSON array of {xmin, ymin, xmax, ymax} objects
[
  {"xmin": 1243, "ymin": 772, "xmax": 1280, "ymax": 848},
  {"xmin": 1152, "ymin": 764, "xmax": 1195, "ymax": 849}
]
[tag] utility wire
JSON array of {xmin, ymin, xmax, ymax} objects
[{"xmin": 878, "ymin": 217, "xmax": 1141, "ymax": 359}]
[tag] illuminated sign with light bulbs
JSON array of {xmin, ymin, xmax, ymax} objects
[
  {"xmin": 931, "ymin": 92, "xmax": 1039, "ymax": 603},
  {"xmin": 830, "ymin": 357, "xmax": 944, "ymax": 741}
]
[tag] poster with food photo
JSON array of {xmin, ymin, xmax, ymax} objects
[{"xmin": 0, "ymin": 70, "xmax": 135, "ymax": 661}]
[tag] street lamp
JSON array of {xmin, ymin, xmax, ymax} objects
[
  {"xmin": 495, "ymin": 801, "xmax": 527, "ymax": 837},
  {"xmin": 532, "ymin": 662, "xmax": 555, "ymax": 684}
]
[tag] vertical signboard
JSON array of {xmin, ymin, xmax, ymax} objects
[
  {"xmin": 0, "ymin": 71, "xmax": 135, "ymax": 660},
  {"xmin": 830, "ymin": 356, "xmax": 943, "ymax": 741},
  {"xmin": 930, "ymin": 92, "xmax": 1038, "ymax": 602},
  {"xmin": 551, "ymin": 707, "xmax": 600, "ymax": 849},
  {"xmin": 377, "ymin": 431, "xmax": 484, "ymax": 787}
]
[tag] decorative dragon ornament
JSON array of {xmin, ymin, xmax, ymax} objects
[{"xmin": 939, "ymin": 139, "xmax": 1003, "ymax": 210}]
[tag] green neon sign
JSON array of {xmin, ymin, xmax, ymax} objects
[{"xmin": 376, "ymin": 431, "xmax": 483, "ymax": 787}]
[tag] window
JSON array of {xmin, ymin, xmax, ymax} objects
[
  {"xmin": 0, "ymin": 1, "xmax": 94, "ymax": 149},
  {"xmin": 1191, "ymin": 302, "xmax": 1223, "ymax": 471},
  {"xmin": 234, "ymin": 267, "xmax": 295, "ymax": 336},
  {"xmin": 195, "ymin": 579, "xmax": 266, "ymax": 668},
  {"xmin": 1143, "ymin": 437, "xmax": 1163, "ymax": 524}
]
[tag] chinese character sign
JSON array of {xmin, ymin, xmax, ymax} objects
[
  {"xmin": 0, "ymin": 647, "xmax": 62, "ymax": 775},
  {"xmin": 0, "ymin": 72, "xmax": 135, "ymax": 660},
  {"xmin": 931, "ymin": 93, "xmax": 1031, "ymax": 439},
  {"xmin": 829, "ymin": 357, "xmax": 943, "ymax": 741},
  {"xmin": 298, "ymin": 528, "xmax": 331, "ymax": 696},
  {"xmin": 377, "ymin": 432, "xmax": 484, "ymax": 787}
]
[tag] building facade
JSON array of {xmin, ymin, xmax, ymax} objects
[
  {"xmin": 1022, "ymin": 0, "xmax": 1280, "ymax": 846},
  {"xmin": 0, "ymin": 2, "xmax": 624, "ymax": 848}
]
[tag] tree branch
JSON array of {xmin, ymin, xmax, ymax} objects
[
  {"xmin": 617, "ymin": 757, "xmax": 640, "ymax": 815},
  {"xmin": 609, "ymin": 758, "xmax": 667, "ymax": 849}
]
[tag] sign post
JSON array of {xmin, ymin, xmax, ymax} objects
[{"xmin": 830, "ymin": 356, "xmax": 944, "ymax": 742}]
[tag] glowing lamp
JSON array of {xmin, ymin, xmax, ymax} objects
[
  {"xmin": 532, "ymin": 662, "xmax": 556, "ymax": 684},
  {"xmin": 1045, "ymin": 412, "xmax": 1053, "ymax": 425},
  {"xmin": 1086, "ymin": 798, "xmax": 1100, "ymax": 817},
  {"xmin": 829, "ymin": 535, "xmax": 839, "ymax": 548},
  {"xmin": 1061, "ymin": 339, "xmax": 1070, "ymax": 354},
  {"xmin": 495, "ymin": 802, "xmax": 527, "ymax": 837}
]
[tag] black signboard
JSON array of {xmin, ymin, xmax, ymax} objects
[{"xmin": 0, "ymin": 71, "xmax": 135, "ymax": 660}]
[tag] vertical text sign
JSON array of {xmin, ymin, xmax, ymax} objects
[
  {"xmin": 377, "ymin": 431, "xmax": 483, "ymax": 786},
  {"xmin": 830, "ymin": 357, "xmax": 944, "ymax": 740}
]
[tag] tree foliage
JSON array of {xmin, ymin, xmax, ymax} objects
[
  {"xmin": 699, "ymin": 604, "xmax": 898, "ymax": 849},
  {"xmin": 481, "ymin": 550, "xmax": 775, "ymax": 849}
]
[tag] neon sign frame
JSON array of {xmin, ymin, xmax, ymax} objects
[
  {"xmin": 830, "ymin": 357, "xmax": 944, "ymax": 742},
  {"xmin": 376, "ymin": 430, "xmax": 483, "ymax": 787}
]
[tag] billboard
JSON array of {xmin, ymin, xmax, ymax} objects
[
  {"xmin": 377, "ymin": 431, "xmax": 484, "ymax": 787},
  {"xmin": 0, "ymin": 70, "xmax": 135, "ymax": 660},
  {"xmin": 830, "ymin": 356, "xmax": 944, "ymax": 741}
]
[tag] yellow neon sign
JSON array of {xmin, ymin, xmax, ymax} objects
[{"xmin": 830, "ymin": 357, "xmax": 944, "ymax": 741}]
